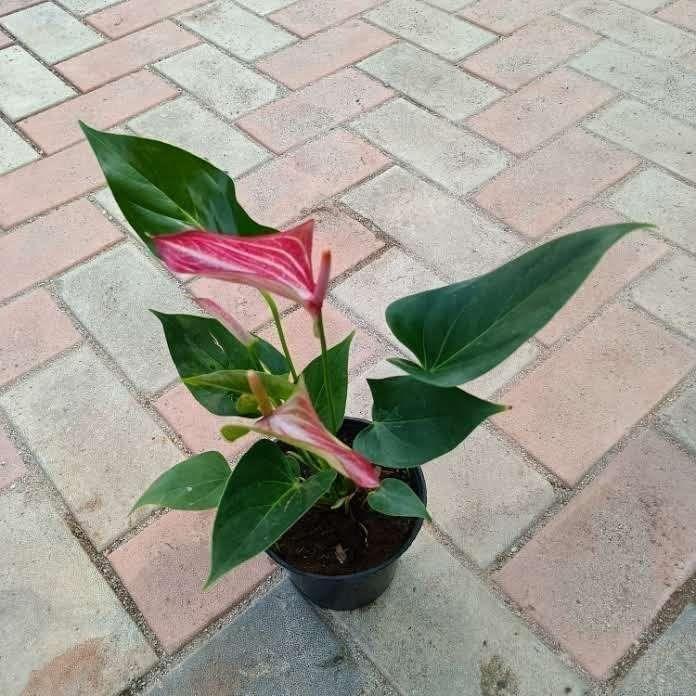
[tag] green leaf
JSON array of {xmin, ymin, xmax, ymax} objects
[
  {"xmin": 368, "ymin": 478, "xmax": 431, "ymax": 520},
  {"xmin": 354, "ymin": 376, "xmax": 506, "ymax": 468},
  {"xmin": 80, "ymin": 123, "xmax": 275, "ymax": 248},
  {"xmin": 184, "ymin": 369, "xmax": 293, "ymax": 402},
  {"xmin": 220, "ymin": 425, "xmax": 250, "ymax": 442},
  {"xmin": 133, "ymin": 451, "xmax": 230, "ymax": 511},
  {"xmin": 207, "ymin": 440, "xmax": 336, "ymax": 587},
  {"xmin": 302, "ymin": 333, "xmax": 353, "ymax": 432},
  {"xmin": 153, "ymin": 311, "xmax": 256, "ymax": 416},
  {"xmin": 386, "ymin": 224, "xmax": 652, "ymax": 387},
  {"xmin": 250, "ymin": 336, "xmax": 289, "ymax": 375}
]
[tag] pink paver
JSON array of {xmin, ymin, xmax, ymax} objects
[
  {"xmin": 55, "ymin": 21, "xmax": 201, "ymax": 92},
  {"xmin": 109, "ymin": 510, "xmax": 275, "ymax": 653},
  {"xmin": 0, "ymin": 289, "xmax": 81, "ymax": 385},
  {"xmin": 460, "ymin": 0, "xmax": 575, "ymax": 34},
  {"xmin": 270, "ymin": 0, "xmax": 385, "ymax": 38},
  {"xmin": 0, "ymin": 429, "xmax": 25, "ymax": 489},
  {"xmin": 256, "ymin": 19, "xmax": 397, "ymax": 89},
  {"xmin": 497, "ymin": 303, "xmax": 696, "ymax": 484},
  {"xmin": 473, "ymin": 128, "xmax": 640, "ymax": 237},
  {"xmin": 657, "ymin": 0, "xmax": 696, "ymax": 31},
  {"xmin": 467, "ymin": 68, "xmax": 615, "ymax": 155},
  {"xmin": 18, "ymin": 71, "xmax": 177, "ymax": 154},
  {"xmin": 496, "ymin": 429, "xmax": 696, "ymax": 678}
]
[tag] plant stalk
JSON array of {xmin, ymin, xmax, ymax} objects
[
  {"xmin": 316, "ymin": 311, "xmax": 337, "ymax": 431},
  {"xmin": 262, "ymin": 292, "xmax": 298, "ymax": 382}
]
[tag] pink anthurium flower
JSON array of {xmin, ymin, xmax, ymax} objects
[
  {"xmin": 196, "ymin": 297, "xmax": 254, "ymax": 346},
  {"xmin": 244, "ymin": 373, "xmax": 380, "ymax": 489},
  {"xmin": 154, "ymin": 220, "xmax": 331, "ymax": 318}
]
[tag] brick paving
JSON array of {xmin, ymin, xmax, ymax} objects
[{"xmin": 0, "ymin": 0, "xmax": 695, "ymax": 694}]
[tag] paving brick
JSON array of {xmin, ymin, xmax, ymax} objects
[
  {"xmin": 236, "ymin": 69, "xmax": 393, "ymax": 154},
  {"xmin": 236, "ymin": 129, "xmax": 390, "ymax": 227},
  {"xmin": 270, "ymin": 0, "xmax": 385, "ymax": 37},
  {"xmin": 572, "ymin": 40, "xmax": 696, "ymax": 127},
  {"xmin": 0, "ymin": 28, "xmax": 11, "ymax": 47},
  {"xmin": 87, "ymin": 0, "xmax": 209, "ymax": 38},
  {"xmin": 562, "ymin": 0, "xmax": 696, "ymax": 59},
  {"xmin": 660, "ymin": 383, "xmax": 696, "ymax": 454},
  {"xmin": 55, "ymin": 21, "xmax": 201, "ymax": 92},
  {"xmin": 0, "ymin": 289, "xmax": 80, "ymax": 386},
  {"xmin": 343, "ymin": 167, "xmax": 521, "ymax": 281},
  {"xmin": 496, "ymin": 430, "xmax": 696, "ymax": 679},
  {"xmin": 467, "ymin": 68, "xmax": 615, "ymax": 155},
  {"xmin": 58, "ymin": 244, "xmax": 198, "ymax": 392},
  {"xmin": 609, "ymin": 168, "xmax": 696, "ymax": 254},
  {"xmin": 0, "ymin": 141, "xmax": 104, "ymax": 228},
  {"xmin": 497, "ymin": 304, "xmax": 695, "ymax": 484},
  {"xmin": 657, "ymin": 0, "xmax": 696, "ymax": 31},
  {"xmin": 145, "ymin": 580, "xmax": 378, "ymax": 695},
  {"xmin": 537, "ymin": 206, "xmax": 668, "ymax": 345},
  {"xmin": 18, "ymin": 71, "xmax": 177, "ymax": 155},
  {"xmin": 109, "ymin": 511, "xmax": 275, "ymax": 653},
  {"xmin": 1, "ymin": 2, "xmax": 103, "ymax": 64},
  {"xmin": 359, "ymin": 42, "xmax": 502, "ymax": 121},
  {"xmin": 237, "ymin": 0, "xmax": 298, "ymax": 12},
  {"xmin": 429, "ymin": 0, "xmax": 474, "ymax": 7},
  {"xmin": 366, "ymin": 0, "xmax": 495, "ymax": 61},
  {"xmin": 0, "ymin": 46, "xmax": 75, "ymax": 120},
  {"xmin": 155, "ymin": 43, "xmax": 279, "ymax": 120},
  {"xmin": 0, "ymin": 488, "xmax": 156, "ymax": 696},
  {"xmin": 462, "ymin": 15, "xmax": 599, "ymax": 90},
  {"xmin": 460, "ymin": 0, "xmax": 574, "ymax": 34},
  {"xmin": 60, "ymin": 0, "xmax": 126, "ymax": 13},
  {"xmin": 128, "ymin": 96, "xmax": 269, "ymax": 177},
  {"xmin": 92, "ymin": 186, "xmax": 137, "ymax": 236},
  {"xmin": 352, "ymin": 99, "xmax": 508, "ymax": 195},
  {"xmin": 179, "ymin": 0, "xmax": 295, "ymax": 61},
  {"xmin": 0, "ymin": 119, "xmax": 36, "ymax": 174},
  {"xmin": 474, "ymin": 129, "xmax": 639, "ymax": 238},
  {"xmin": 632, "ymin": 252, "xmax": 696, "ymax": 339},
  {"xmin": 256, "ymin": 19, "xmax": 396, "ymax": 89},
  {"xmin": 586, "ymin": 99, "xmax": 696, "ymax": 184},
  {"xmin": 680, "ymin": 49, "xmax": 696, "ymax": 70},
  {"xmin": 0, "ymin": 200, "xmax": 122, "ymax": 300},
  {"xmin": 335, "ymin": 531, "xmax": 587, "ymax": 695},
  {"xmin": 466, "ymin": 343, "xmax": 540, "ymax": 399},
  {"xmin": 428, "ymin": 428, "xmax": 554, "ymax": 566},
  {"xmin": 332, "ymin": 248, "xmax": 443, "ymax": 339},
  {"xmin": 0, "ymin": 0, "xmax": 42, "ymax": 16},
  {"xmin": 0, "ymin": 429, "xmax": 25, "ymax": 489},
  {"xmin": 621, "ymin": 0, "xmax": 668, "ymax": 9},
  {"xmin": 616, "ymin": 603, "xmax": 696, "ymax": 696}
]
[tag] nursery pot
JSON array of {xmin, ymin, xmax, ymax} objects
[{"xmin": 267, "ymin": 417, "xmax": 427, "ymax": 611}]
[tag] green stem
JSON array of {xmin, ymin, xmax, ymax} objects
[
  {"xmin": 316, "ymin": 311, "xmax": 337, "ymax": 431},
  {"xmin": 262, "ymin": 292, "xmax": 298, "ymax": 382}
]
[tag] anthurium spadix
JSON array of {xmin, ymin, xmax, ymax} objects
[{"xmin": 154, "ymin": 220, "xmax": 331, "ymax": 319}]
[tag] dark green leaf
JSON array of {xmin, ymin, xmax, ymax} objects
[
  {"xmin": 368, "ymin": 478, "xmax": 430, "ymax": 520},
  {"xmin": 207, "ymin": 440, "xmax": 336, "ymax": 587},
  {"xmin": 386, "ymin": 224, "xmax": 652, "ymax": 387},
  {"xmin": 250, "ymin": 336, "xmax": 289, "ymax": 375},
  {"xmin": 152, "ymin": 311, "xmax": 256, "ymax": 416},
  {"xmin": 354, "ymin": 376, "xmax": 506, "ymax": 467},
  {"xmin": 302, "ymin": 333, "xmax": 353, "ymax": 432},
  {"xmin": 133, "ymin": 451, "xmax": 230, "ymax": 511},
  {"xmin": 80, "ymin": 123, "xmax": 274, "ymax": 248},
  {"xmin": 184, "ymin": 369, "xmax": 293, "ymax": 402}
]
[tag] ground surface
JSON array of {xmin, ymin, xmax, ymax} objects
[{"xmin": 0, "ymin": 0, "xmax": 695, "ymax": 694}]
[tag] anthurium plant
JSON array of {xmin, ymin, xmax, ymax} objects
[{"xmin": 81, "ymin": 122, "xmax": 651, "ymax": 589}]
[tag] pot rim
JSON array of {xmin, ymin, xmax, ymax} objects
[{"xmin": 267, "ymin": 416, "xmax": 427, "ymax": 581}]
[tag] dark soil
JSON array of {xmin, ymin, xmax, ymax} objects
[{"xmin": 273, "ymin": 420, "xmax": 420, "ymax": 576}]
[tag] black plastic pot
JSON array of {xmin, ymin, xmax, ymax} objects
[{"xmin": 267, "ymin": 417, "xmax": 427, "ymax": 611}]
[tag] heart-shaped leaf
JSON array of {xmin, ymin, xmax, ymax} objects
[
  {"xmin": 386, "ymin": 224, "xmax": 652, "ymax": 387},
  {"xmin": 354, "ymin": 376, "xmax": 506, "ymax": 468},
  {"xmin": 81, "ymin": 123, "xmax": 274, "ymax": 248},
  {"xmin": 133, "ymin": 451, "xmax": 230, "ymax": 511},
  {"xmin": 368, "ymin": 478, "xmax": 430, "ymax": 520},
  {"xmin": 250, "ymin": 336, "xmax": 289, "ymax": 375},
  {"xmin": 207, "ymin": 440, "xmax": 336, "ymax": 587}
]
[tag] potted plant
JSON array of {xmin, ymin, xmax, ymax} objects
[{"xmin": 81, "ymin": 123, "xmax": 650, "ymax": 610}]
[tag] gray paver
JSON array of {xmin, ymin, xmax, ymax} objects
[
  {"xmin": 0, "ymin": 346, "xmax": 184, "ymax": 548},
  {"xmin": 358, "ymin": 43, "xmax": 502, "ymax": 121},
  {"xmin": 91, "ymin": 187, "xmax": 136, "ymax": 235},
  {"xmin": 465, "ymin": 342, "xmax": 539, "ymax": 398},
  {"xmin": 235, "ymin": 0, "xmax": 298, "ymax": 12},
  {"xmin": 178, "ymin": 0, "xmax": 295, "ymax": 60},
  {"xmin": 155, "ymin": 44, "xmax": 280, "ymax": 120},
  {"xmin": 144, "ymin": 580, "xmax": 379, "ymax": 696},
  {"xmin": 57, "ymin": 243, "xmax": 198, "ymax": 392},
  {"xmin": 660, "ymin": 384, "xmax": 696, "ymax": 454},
  {"xmin": 0, "ymin": 2, "xmax": 103, "ymax": 64},
  {"xmin": 351, "ymin": 98, "xmax": 508, "ymax": 196},
  {"xmin": 56, "ymin": 0, "xmax": 121, "ymax": 14},
  {"xmin": 608, "ymin": 168, "xmax": 696, "ymax": 255},
  {"xmin": 0, "ymin": 118, "xmax": 37, "ymax": 174},
  {"xmin": 0, "ymin": 45, "xmax": 75, "ymax": 120},
  {"xmin": 334, "ymin": 531, "xmax": 588, "ymax": 696},
  {"xmin": 128, "ymin": 96, "xmax": 269, "ymax": 177},
  {"xmin": 342, "ymin": 167, "xmax": 521, "ymax": 281},
  {"xmin": 0, "ymin": 487, "xmax": 156, "ymax": 695}
]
